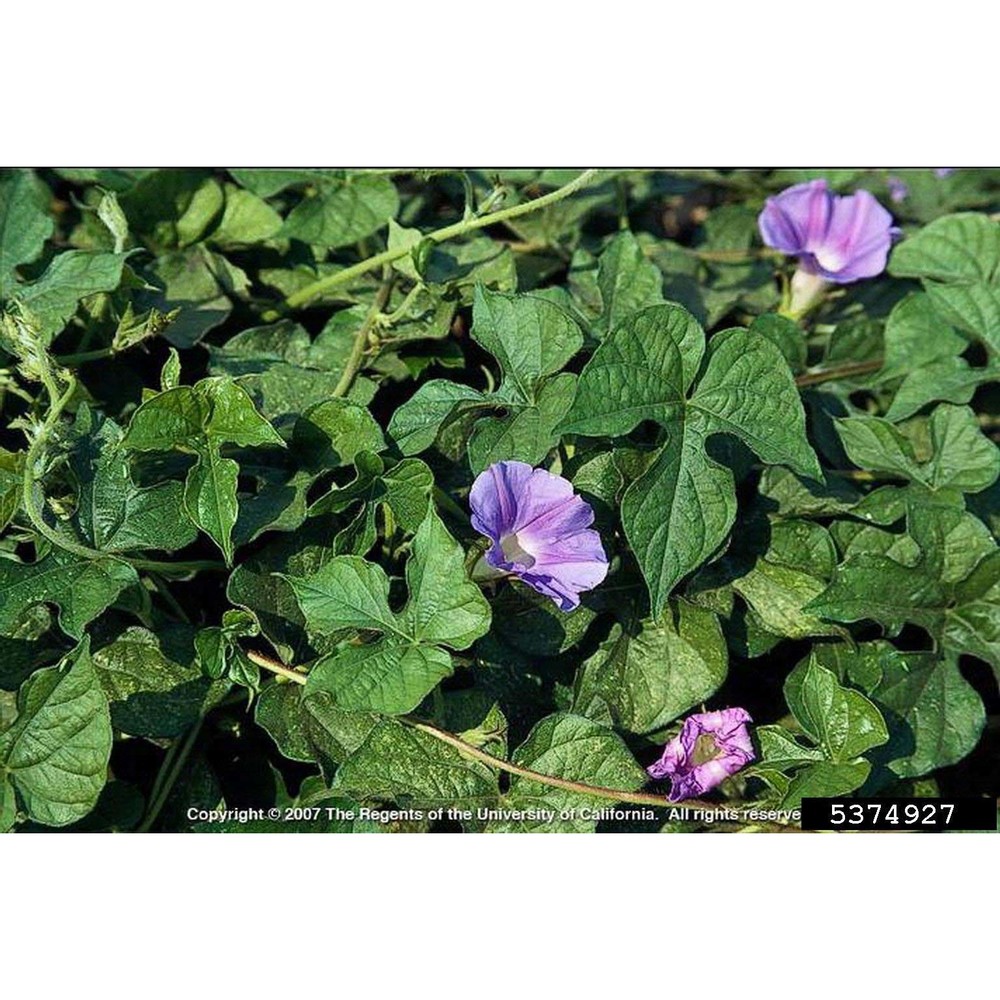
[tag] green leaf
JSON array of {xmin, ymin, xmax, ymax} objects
[
  {"xmin": 0, "ymin": 549, "xmax": 137, "ymax": 640},
  {"xmin": 229, "ymin": 169, "xmax": 336, "ymax": 198},
  {"xmin": 885, "ymin": 356, "xmax": 1000, "ymax": 422},
  {"xmin": 879, "ymin": 292, "xmax": 969, "ymax": 382},
  {"xmin": 17, "ymin": 251, "xmax": 127, "ymax": 341},
  {"xmin": 386, "ymin": 381, "xmax": 491, "ymax": 456},
  {"xmin": 562, "ymin": 305, "xmax": 819, "ymax": 614},
  {"xmin": 595, "ymin": 230, "xmax": 664, "ymax": 335},
  {"xmin": 0, "ymin": 773, "xmax": 15, "ymax": 832},
  {"xmin": 307, "ymin": 639, "xmax": 453, "ymax": 716},
  {"xmin": 97, "ymin": 190, "xmax": 129, "ymax": 253},
  {"xmin": 68, "ymin": 406, "xmax": 197, "ymax": 553},
  {"xmin": 754, "ymin": 725, "xmax": 825, "ymax": 770},
  {"xmin": 488, "ymin": 713, "xmax": 647, "ymax": 833},
  {"xmin": 143, "ymin": 245, "xmax": 246, "ymax": 349},
  {"xmin": 466, "ymin": 372, "xmax": 576, "ymax": 473},
  {"xmin": 731, "ymin": 559, "xmax": 842, "ymax": 640},
  {"xmin": 749, "ymin": 313, "xmax": 806, "ymax": 372},
  {"xmin": 292, "ymin": 399, "xmax": 385, "ymax": 470},
  {"xmin": 889, "ymin": 212, "xmax": 1000, "ymax": 352},
  {"xmin": 211, "ymin": 183, "xmax": 283, "ymax": 247},
  {"xmin": 281, "ymin": 175, "xmax": 399, "ymax": 248},
  {"xmin": 331, "ymin": 718, "xmax": 498, "ymax": 810},
  {"xmin": 0, "ymin": 448, "xmax": 23, "ymax": 532},
  {"xmin": 175, "ymin": 179, "xmax": 225, "ymax": 247},
  {"xmin": 490, "ymin": 584, "xmax": 597, "ymax": 658},
  {"xmin": 308, "ymin": 454, "xmax": 433, "ymax": 533},
  {"xmin": 226, "ymin": 516, "xmax": 347, "ymax": 665},
  {"xmin": 289, "ymin": 511, "xmax": 491, "ymax": 714},
  {"xmin": 388, "ymin": 288, "xmax": 583, "ymax": 471},
  {"xmin": 93, "ymin": 625, "xmax": 225, "ymax": 738},
  {"xmin": 806, "ymin": 555, "xmax": 945, "ymax": 634},
  {"xmin": 303, "ymin": 692, "xmax": 380, "ymax": 774},
  {"xmin": 690, "ymin": 328, "xmax": 823, "ymax": 480},
  {"xmin": 206, "ymin": 319, "xmax": 363, "ymax": 423},
  {"xmin": 471, "ymin": 285, "xmax": 582, "ymax": 394},
  {"xmin": 573, "ymin": 601, "xmax": 727, "ymax": 734},
  {"xmin": 290, "ymin": 555, "xmax": 397, "ymax": 636},
  {"xmin": 559, "ymin": 304, "xmax": 700, "ymax": 436},
  {"xmin": 781, "ymin": 760, "xmax": 872, "ymax": 809},
  {"xmin": 784, "ymin": 657, "xmax": 889, "ymax": 763},
  {"xmin": 823, "ymin": 641, "xmax": 986, "ymax": 779},
  {"xmin": 621, "ymin": 415, "xmax": 737, "ymax": 615},
  {"xmin": 0, "ymin": 169, "xmax": 53, "ymax": 299},
  {"xmin": 0, "ymin": 639, "xmax": 112, "ymax": 827},
  {"xmin": 255, "ymin": 682, "xmax": 315, "ymax": 763},
  {"xmin": 398, "ymin": 510, "xmax": 492, "ymax": 647},
  {"xmin": 122, "ymin": 376, "xmax": 284, "ymax": 563},
  {"xmin": 836, "ymin": 405, "xmax": 999, "ymax": 494}
]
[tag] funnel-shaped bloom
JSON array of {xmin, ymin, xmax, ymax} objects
[
  {"xmin": 758, "ymin": 179, "xmax": 896, "ymax": 284},
  {"xmin": 469, "ymin": 460, "xmax": 608, "ymax": 611},
  {"xmin": 647, "ymin": 708, "xmax": 755, "ymax": 802}
]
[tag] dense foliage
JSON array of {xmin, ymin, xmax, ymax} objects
[{"xmin": 1, "ymin": 167, "xmax": 997, "ymax": 833}]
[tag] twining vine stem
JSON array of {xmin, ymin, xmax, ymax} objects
[
  {"xmin": 284, "ymin": 169, "xmax": 602, "ymax": 309},
  {"xmin": 20, "ymin": 372, "xmax": 109, "ymax": 561},
  {"xmin": 794, "ymin": 358, "xmax": 883, "ymax": 387},
  {"xmin": 331, "ymin": 268, "xmax": 395, "ymax": 399},
  {"xmin": 243, "ymin": 649, "xmax": 799, "ymax": 825}
]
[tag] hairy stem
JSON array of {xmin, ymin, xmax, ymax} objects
[
  {"xmin": 332, "ymin": 269, "xmax": 395, "ymax": 399},
  {"xmin": 54, "ymin": 345, "xmax": 117, "ymax": 366},
  {"xmin": 285, "ymin": 170, "xmax": 602, "ymax": 309},
  {"xmin": 405, "ymin": 719, "xmax": 721, "ymax": 812},
  {"xmin": 244, "ymin": 649, "xmax": 797, "ymax": 824},
  {"xmin": 795, "ymin": 358, "xmax": 884, "ymax": 387},
  {"xmin": 129, "ymin": 558, "xmax": 228, "ymax": 574},
  {"xmin": 21, "ymin": 373, "xmax": 116, "ymax": 562},
  {"xmin": 245, "ymin": 649, "xmax": 311, "ymax": 684}
]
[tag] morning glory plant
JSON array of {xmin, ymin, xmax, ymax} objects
[{"xmin": 0, "ymin": 167, "xmax": 996, "ymax": 835}]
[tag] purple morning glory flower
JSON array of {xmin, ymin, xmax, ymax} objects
[
  {"xmin": 887, "ymin": 175, "xmax": 909, "ymax": 204},
  {"xmin": 647, "ymin": 708, "xmax": 755, "ymax": 802},
  {"xmin": 758, "ymin": 178, "xmax": 897, "ymax": 284},
  {"xmin": 469, "ymin": 460, "xmax": 608, "ymax": 611}
]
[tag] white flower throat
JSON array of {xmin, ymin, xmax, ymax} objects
[{"xmin": 500, "ymin": 532, "xmax": 536, "ymax": 568}]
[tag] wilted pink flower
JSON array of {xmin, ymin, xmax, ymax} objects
[
  {"xmin": 647, "ymin": 708, "xmax": 755, "ymax": 802},
  {"xmin": 469, "ymin": 460, "xmax": 608, "ymax": 611}
]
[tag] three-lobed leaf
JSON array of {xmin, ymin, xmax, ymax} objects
[
  {"xmin": 288, "ymin": 511, "xmax": 491, "ymax": 715},
  {"xmin": 122, "ymin": 376, "xmax": 284, "ymax": 563}
]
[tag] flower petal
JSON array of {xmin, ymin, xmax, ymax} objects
[
  {"xmin": 519, "ymin": 543, "xmax": 609, "ymax": 611},
  {"xmin": 647, "ymin": 707, "xmax": 756, "ymax": 802},
  {"xmin": 758, "ymin": 179, "xmax": 831, "ymax": 254},
  {"xmin": 818, "ymin": 189, "xmax": 895, "ymax": 282},
  {"xmin": 469, "ymin": 460, "xmax": 534, "ymax": 543}
]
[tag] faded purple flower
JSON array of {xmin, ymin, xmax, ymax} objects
[
  {"xmin": 887, "ymin": 175, "xmax": 909, "ymax": 204},
  {"xmin": 934, "ymin": 168, "xmax": 955, "ymax": 178},
  {"xmin": 647, "ymin": 708, "xmax": 755, "ymax": 802},
  {"xmin": 758, "ymin": 178, "xmax": 897, "ymax": 284},
  {"xmin": 469, "ymin": 460, "xmax": 608, "ymax": 611}
]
